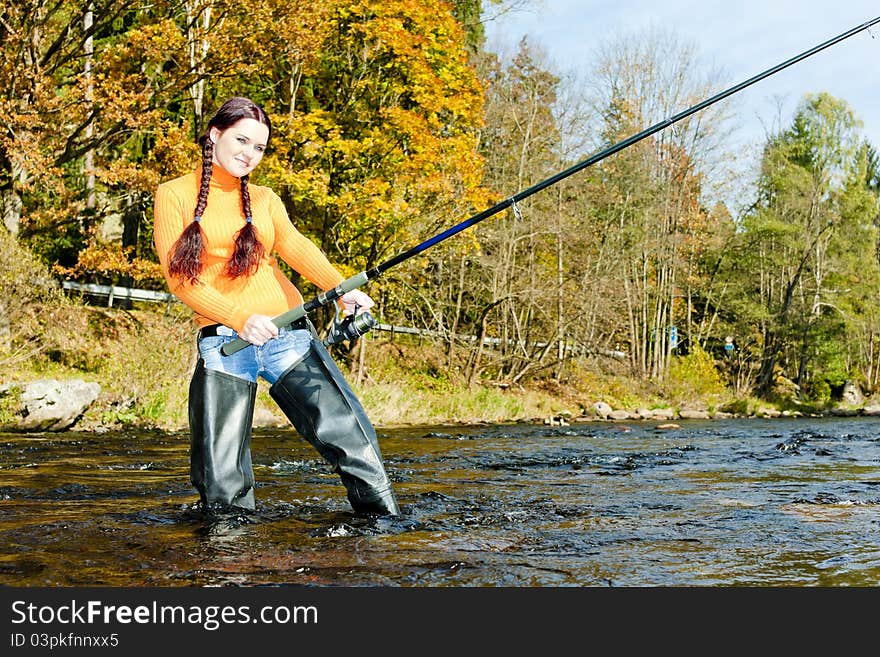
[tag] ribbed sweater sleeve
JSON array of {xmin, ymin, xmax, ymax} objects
[{"xmin": 269, "ymin": 192, "xmax": 344, "ymax": 291}]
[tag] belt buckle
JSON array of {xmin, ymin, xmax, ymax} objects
[{"xmin": 199, "ymin": 324, "xmax": 234, "ymax": 339}]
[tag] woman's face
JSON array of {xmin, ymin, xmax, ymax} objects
[{"xmin": 209, "ymin": 118, "xmax": 270, "ymax": 178}]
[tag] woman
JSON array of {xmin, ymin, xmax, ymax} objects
[{"xmin": 153, "ymin": 97, "xmax": 399, "ymax": 516}]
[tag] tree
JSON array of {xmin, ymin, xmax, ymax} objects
[
  {"xmin": 464, "ymin": 37, "xmax": 561, "ymax": 384},
  {"xmin": 1, "ymin": 1, "xmax": 201, "ymax": 285},
  {"xmin": 730, "ymin": 93, "xmax": 879, "ymax": 399},
  {"xmin": 260, "ymin": 0, "xmax": 492, "ymax": 334},
  {"xmin": 585, "ymin": 26, "xmax": 731, "ymax": 380},
  {"xmin": 3, "ymin": 0, "xmax": 492, "ymax": 306}
]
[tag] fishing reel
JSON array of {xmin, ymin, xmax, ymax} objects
[{"xmin": 324, "ymin": 304, "xmax": 378, "ymax": 346}]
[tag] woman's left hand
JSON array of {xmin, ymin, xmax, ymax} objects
[{"xmin": 340, "ymin": 289, "xmax": 375, "ymax": 316}]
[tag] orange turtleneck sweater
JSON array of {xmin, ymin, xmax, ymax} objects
[{"xmin": 153, "ymin": 166, "xmax": 344, "ymax": 332}]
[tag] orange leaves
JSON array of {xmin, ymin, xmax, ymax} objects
[
  {"xmin": 143, "ymin": 120, "xmax": 200, "ymax": 181},
  {"xmin": 270, "ymin": 0, "xmax": 490, "ymax": 269},
  {"xmin": 101, "ymin": 19, "xmax": 185, "ymax": 72},
  {"xmin": 209, "ymin": 0, "xmax": 334, "ymax": 79},
  {"xmin": 1, "ymin": 0, "xmax": 492, "ymax": 292},
  {"xmin": 347, "ymin": 0, "xmax": 482, "ymax": 118},
  {"xmin": 97, "ymin": 161, "xmax": 160, "ymax": 194},
  {"xmin": 86, "ymin": 21, "xmax": 184, "ymax": 131},
  {"xmin": 54, "ymin": 242, "xmax": 164, "ymax": 287}
]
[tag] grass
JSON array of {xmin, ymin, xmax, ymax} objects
[
  {"xmin": 0, "ymin": 286, "xmax": 633, "ymax": 431},
  {"xmin": 356, "ymin": 377, "xmax": 556, "ymax": 426}
]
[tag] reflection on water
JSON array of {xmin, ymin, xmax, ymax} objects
[{"xmin": 1, "ymin": 417, "xmax": 879, "ymax": 586}]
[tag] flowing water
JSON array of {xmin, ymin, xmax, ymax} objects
[{"xmin": 1, "ymin": 416, "xmax": 879, "ymax": 587}]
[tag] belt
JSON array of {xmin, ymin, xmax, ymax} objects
[
  {"xmin": 198, "ymin": 317, "xmax": 309, "ymax": 339},
  {"xmin": 198, "ymin": 324, "xmax": 233, "ymax": 338}
]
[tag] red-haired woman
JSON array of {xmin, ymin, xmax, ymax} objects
[{"xmin": 153, "ymin": 97, "xmax": 399, "ymax": 516}]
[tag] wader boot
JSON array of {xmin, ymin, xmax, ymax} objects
[
  {"xmin": 189, "ymin": 359, "xmax": 257, "ymax": 511},
  {"xmin": 269, "ymin": 340, "xmax": 400, "ymax": 516}
]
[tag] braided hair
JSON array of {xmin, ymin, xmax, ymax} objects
[{"xmin": 167, "ymin": 97, "xmax": 270, "ymax": 284}]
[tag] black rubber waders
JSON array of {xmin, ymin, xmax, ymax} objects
[
  {"xmin": 270, "ymin": 341, "xmax": 400, "ymax": 516},
  {"xmin": 188, "ymin": 360, "xmax": 257, "ymax": 511}
]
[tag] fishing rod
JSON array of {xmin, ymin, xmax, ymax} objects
[{"xmin": 221, "ymin": 14, "xmax": 880, "ymax": 356}]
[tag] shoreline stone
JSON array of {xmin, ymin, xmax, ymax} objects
[{"xmin": 1, "ymin": 379, "xmax": 101, "ymax": 432}]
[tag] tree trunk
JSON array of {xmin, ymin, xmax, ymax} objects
[
  {"xmin": 554, "ymin": 188, "xmax": 564, "ymax": 380},
  {"xmin": 84, "ymin": 5, "xmax": 96, "ymax": 212},
  {"xmin": 1, "ymin": 184, "xmax": 22, "ymax": 236},
  {"xmin": 186, "ymin": 1, "xmax": 212, "ymax": 128}
]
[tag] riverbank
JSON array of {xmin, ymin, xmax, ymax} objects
[
  {"xmin": 3, "ymin": 332, "xmax": 878, "ymax": 434},
  {"xmin": 1, "ymin": 269, "xmax": 875, "ymax": 433}
]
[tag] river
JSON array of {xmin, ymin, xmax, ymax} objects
[{"xmin": 1, "ymin": 416, "xmax": 879, "ymax": 587}]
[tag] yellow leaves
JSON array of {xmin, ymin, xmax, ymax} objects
[
  {"xmin": 0, "ymin": 130, "xmax": 64, "ymax": 193},
  {"xmin": 253, "ymin": 0, "xmax": 491, "ymax": 272},
  {"xmin": 55, "ymin": 242, "xmax": 164, "ymax": 287},
  {"xmin": 348, "ymin": 0, "xmax": 481, "ymax": 118},
  {"xmin": 210, "ymin": 0, "xmax": 334, "ymax": 76},
  {"xmin": 21, "ymin": 205, "xmax": 82, "ymax": 235},
  {"xmin": 99, "ymin": 88, "xmax": 156, "ymax": 129},
  {"xmin": 144, "ymin": 120, "xmax": 200, "ymax": 180},
  {"xmin": 101, "ymin": 19, "xmax": 185, "ymax": 71},
  {"xmin": 125, "ymin": 258, "xmax": 166, "ymax": 287},
  {"xmin": 1, "ymin": 0, "xmax": 491, "ymax": 291},
  {"xmin": 97, "ymin": 161, "xmax": 160, "ymax": 193},
  {"xmin": 268, "ymin": 166, "xmax": 333, "ymax": 206},
  {"xmin": 61, "ymin": 243, "xmax": 132, "ymax": 277},
  {"xmin": 332, "ymin": 176, "xmax": 412, "ymax": 223},
  {"xmin": 378, "ymin": 105, "xmax": 487, "ymax": 205}
]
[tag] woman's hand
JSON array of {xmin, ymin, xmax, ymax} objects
[
  {"xmin": 340, "ymin": 289, "xmax": 375, "ymax": 316},
  {"xmin": 240, "ymin": 314, "xmax": 279, "ymax": 346}
]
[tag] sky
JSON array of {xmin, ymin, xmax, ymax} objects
[{"xmin": 482, "ymin": 1, "xmax": 880, "ymax": 203}]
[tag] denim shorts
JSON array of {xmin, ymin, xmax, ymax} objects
[{"xmin": 197, "ymin": 325, "xmax": 313, "ymax": 384}]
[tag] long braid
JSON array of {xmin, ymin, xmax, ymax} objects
[
  {"xmin": 168, "ymin": 140, "xmax": 213, "ymax": 284},
  {"xmin": 194, "ymin": 140, "xmax": 214, "ymax": 218},
  {"xmin": 226, "ymin": 174, "xmax": 264, "ymax": 278}
]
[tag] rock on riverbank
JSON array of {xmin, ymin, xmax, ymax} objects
[{"xmin": 0, "ymin": 379, "xmax": 101, "ymax": 431}]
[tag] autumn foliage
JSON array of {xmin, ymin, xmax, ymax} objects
[{"xmin": 0, "ymin": 1, "xmax": 488, "ymax": 293}]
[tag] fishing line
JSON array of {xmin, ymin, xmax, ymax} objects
[{"xmin": 221, "ymin": 14, "xmax": 880, "ymax": 356}]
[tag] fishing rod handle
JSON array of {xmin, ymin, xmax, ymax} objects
[{"xmin": 219, "ymin": 271, "xmax": 371, "ymax": 356}]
